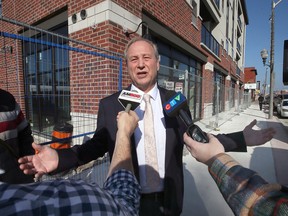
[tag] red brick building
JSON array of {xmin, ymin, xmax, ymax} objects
[
  {"xmin": 0, "ymin": 0, "xmax": 248, "ymax": 133},
  {"xmin": 244, "ymin": 67, "xmax": 257, "ymax": 100},
  {"xmin": 244, "ymin": 67, "xmax": 257, "ymax": 84}
]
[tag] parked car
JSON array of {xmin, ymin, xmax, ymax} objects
[
  {"xmin": 274, "ymin": 94, "xmax": 288, "ymax": 111},
  {"xmin": 277, "ymin": 99, "xmax": 288, "ymax": 117},
  {"xmin": 273, "ymin": 95, "xmax": 282, "ymax": 110}
]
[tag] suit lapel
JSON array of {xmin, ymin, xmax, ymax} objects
[{"xmin": 159, "ymin": 87, "xmax": 174, "ymax": 173}]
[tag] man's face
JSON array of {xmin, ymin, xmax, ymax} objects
[{"xmin": 126, "ymin": 40, "xmax": 160, "ymax": 93}]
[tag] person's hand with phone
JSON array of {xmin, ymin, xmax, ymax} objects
[
  {"xmin": 183, "ymin": 133, "xmax": 224, "ymax": 165},
  {"xmin": 186, "ymin": 124, "xmax": 208, "ymax": 143}
]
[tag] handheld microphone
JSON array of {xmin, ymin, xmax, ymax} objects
[
  {"xmin": 118, "ymin": 90, "xmax": 143, "ymax": 112},
  {"xmin": 163, "ymin": 92, "xmax": 208, "ymax": 143}
]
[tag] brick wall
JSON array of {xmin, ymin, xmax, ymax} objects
[
  {"xmin": 1, "ymin": 0, "xmax": 244, "ymax": 117},
  {"xmin": 244, "ymin": 67, "xmax": 257, "ymax": 83}
]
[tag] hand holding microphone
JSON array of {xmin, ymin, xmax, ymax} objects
[{"xmin": 163, "ymin": 92, "xmax": 208, "ymax": 143}]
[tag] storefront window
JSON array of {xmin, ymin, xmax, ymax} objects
[
  {"xmin": 23, "ymin": 22, "xmax": 70, "ymax": 133},
  {"xmin": 156, "ymin": 39, "xmax": 203, "ymax": 121}
]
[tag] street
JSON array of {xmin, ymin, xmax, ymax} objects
[
  {"xmin": 277, "ymin": 114, "xmax": 288, "ymax": 126},
  {"xmin": 181, "ymin": 102, "xmax": 288, "ymax": 216}
]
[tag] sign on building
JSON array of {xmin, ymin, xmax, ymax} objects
[
  {"xmin": 244, "ymin": 83, "xmax": 257, "ymax": 89},
  {"xmin": 175, "ymin": 82, "xmax": 183, "ymax": 93},
  {"xmin": 165, "ymin": 81, "xmax": 175, "ymax": 90}
]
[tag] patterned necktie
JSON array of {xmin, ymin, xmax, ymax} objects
[{"xmin": 143, "ymin": 94, "xmax": 160, "ymax": 190}]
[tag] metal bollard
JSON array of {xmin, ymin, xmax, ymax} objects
[{"xmin": 50, "ymin": 122, "xmax": 73, "ymax": 149}]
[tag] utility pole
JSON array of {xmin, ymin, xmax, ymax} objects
[
  {"xmin": 263, "ymin": 67, "xmax": 268, "ymax": 97},
  {"xmin": 260, "ymin": 0, "xmax": 282, "ymax": 119},
  {"xmin": 268, "ymin": 0, "xmax": 275, "ymax": 119}
]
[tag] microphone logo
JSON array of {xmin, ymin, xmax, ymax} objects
[
  {"xmin": 118, "ymin": 90, "xmax": 143, "ymax": 111},
  {"xmin": 164, "ymin": 94, "xmax": 181, "ymax": 111},
  {"xmin": 165, "ymin": 104, "xmax": 171, "ymax": 110},
  {"xmin": 163, "ymin": 93, "xmax": 185, "ymax": 116},
  {"xmin": 120, "ymin": 91, "xmax": 142, "ymax": 100}
]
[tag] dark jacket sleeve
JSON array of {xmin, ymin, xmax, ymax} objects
[
  {"xmin": 0, "ymin": 90, "xmax": 34, "ymax": 157},
  {"xmin": 178, "ymin": 91, "xmax": 247, "ymax": 152},
  {"xmin": 18, "ymin": 123, "xmax": 34, "ymax": 156},
  {"xmin": 54, "ymin": 96, "xmax": 113, "ymax": 173},
  {"xmin": 215, "ymin": 132, "xmax": 247, "ymax": 152}
]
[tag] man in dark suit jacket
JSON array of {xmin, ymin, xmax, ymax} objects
[
  {"xmin": 19, "ymin": 37, "xmax": 276, "ymax": 215},
  {"xmin": 54, "ymin": 85, "xmax": 250, "ymax": 215}
]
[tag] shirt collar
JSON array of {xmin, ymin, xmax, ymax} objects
[{"xmin": 131, "ymin": 84, "xmax": 158, "ymax": 101}]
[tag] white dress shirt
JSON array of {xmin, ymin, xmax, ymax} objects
[{"xmin": 131, "ymin": 84, "xmax": 166, "ymax": 193}]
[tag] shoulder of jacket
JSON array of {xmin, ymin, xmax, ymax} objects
[
  {"xmin": 101, "ymin": 85, "xmax": 132, "ymax": 102},
  {"xmin": 100, "ymin": 91, "xmax": 121, "ymax": 102},
  {"xmin": 0, "ymin": 89, "xmax": 16, "ymax": 111}
]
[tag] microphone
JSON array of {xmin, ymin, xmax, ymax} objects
[
  {"xmin": 163, "ymin": 92, "xmax": 208, "ymax": 143},
  {"xmin": 118, "ymin": 90, "xmax": 143, "ymax": 112}
]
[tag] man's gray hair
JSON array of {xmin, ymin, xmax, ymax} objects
[{"xmin": 124, "ymin": 37, "xmax": 159, "ymax": 61}]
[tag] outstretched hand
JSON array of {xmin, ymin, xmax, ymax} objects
[
  {"xmin": 18, "ymin": 142, "xmax": 59, "ymax": 179},
  {"xmin": 243, "ymin": 119, "xmax": 276, "ymax": 146}
]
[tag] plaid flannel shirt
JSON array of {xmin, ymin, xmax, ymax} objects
[
  {"xmin": 209, "ymin": 153, "xmax": 288, "ymax": 216},
  {"xmin": 0, "ymin": 169, "xmax": 140, "ymax": 216}
]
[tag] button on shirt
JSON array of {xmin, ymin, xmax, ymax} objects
[{"xmin": 131, "ymin": 84, "xmax": 166, "ymax": 194}]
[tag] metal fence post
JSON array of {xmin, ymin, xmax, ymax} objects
[{"xmin": 214, "ymin": 81, "xmax": 220, "ymax": 130}]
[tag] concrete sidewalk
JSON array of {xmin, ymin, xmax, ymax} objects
[{"xmin": 181, "ymin": 102, "xmax": 288, "ymax": 216}]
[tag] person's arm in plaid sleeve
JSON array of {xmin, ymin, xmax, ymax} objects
[
  {"xmin": 107, "ymin": 110, "xmax": 138, "ymax": 177},
  {"xmin": 0, "ymin": 110, "xmax": 140, "ymax": 216},
  {"xmin": 184, "ymin": 133, "xmax": 288, "ymax": 216},
  {"xmin": 103, "ymin": 110, "xmax": 140, "ymax": 215}
]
